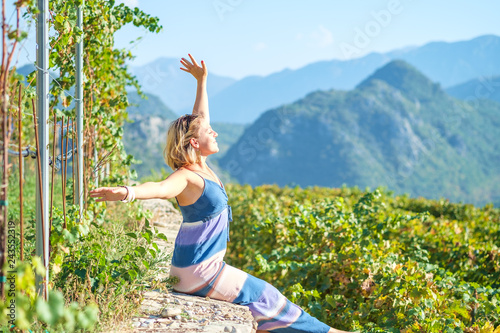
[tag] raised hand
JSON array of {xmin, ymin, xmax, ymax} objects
[
  {"xmin": 89, "ymin": 187, "xmax": 127, "ymax": 202},
  {"xmin": 180, "ymin": 54, "xmax": 207, "ymax": 81}
]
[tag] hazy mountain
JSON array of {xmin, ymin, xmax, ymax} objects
[
  {"xmin": 446, "ymin": 75, "xmax": 500, "ymax": 103},
  {"xmin": 204, "ymin": 35, "xmax": 500, "ymax": 123},
  {"xmin": 17, "ymin": 64, "xmax": 36, "ymax": 77},
  {"xmin": 126, "ymin": 91, "xmax": 178, "ymax": 118},
  {"xmin": 219, "ymin": 60, "xmax": 500, "ymax": 207},
  {"xmin": 130, "ymin": 57, "xmax": 236, "ymax": 113}
]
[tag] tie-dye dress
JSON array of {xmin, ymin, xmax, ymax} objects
[{"xmin": 170, "ymin": 172, "xmax": 330, "ymax": 333}]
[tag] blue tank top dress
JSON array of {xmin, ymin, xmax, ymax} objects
[{"xmin": 170, "ymin": 171, "xmax": 330, "ymax": 333}]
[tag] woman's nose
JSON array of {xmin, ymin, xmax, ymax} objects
[{"xmin": 214, "ymin": 131, "xmax": 218, "ymax": 137}]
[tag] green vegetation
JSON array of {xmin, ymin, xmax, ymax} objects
[
  {"xmin": 2, "ymin": 168, "xmax": 172, "ymax": 331},
  {"xmin": 1, "ymin": 0, "xmax": 169, "ymax": 331},
  {"xmin": 226, "ymin": 184, "xmax": 500, "ymax": 332}
]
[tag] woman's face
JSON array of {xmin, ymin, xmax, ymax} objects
[{"xmin": 192, "ymin": 120, "xmax": 219, "ymax": 156}]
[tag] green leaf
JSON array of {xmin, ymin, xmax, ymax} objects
[
  {"xmin": 125, "ymin": 232, "xmax": 137, "ymax": 239},
  {"xmin": 36, "ymin": 297, "xmax": 55, "ymax": 325},
  {"xmin": 48, "ymin": 290, "xmax": 65, "ymax": 323},
  {"xmin": 156, "ymin": 233, "xmax": 168, "ymax": 242},
  {"xmin": 135, "ymin": 246, "xmax": 146, "ymax": 256}
]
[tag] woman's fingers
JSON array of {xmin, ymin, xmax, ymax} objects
[
  {"xmin": 89, "ymin": 187, "xmax": 107, "ymax": 196},
  {"xmin": 188, "ymin": 54, "xmax": 199, "ymax": 67},
  {"xmin": 180, "ymin": 58, "xmax": 192, "ymax": 68},
  {"xmin": 89, "ymin": 187, "xmax": 113, "ymax": 199},
  {"xmin": 180, "ymin": 54, "xmax": 207, "ymax": 80}
]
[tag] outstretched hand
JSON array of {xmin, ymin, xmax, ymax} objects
[
  {"xmin": 89, "ymin": 187, "xmax": 127, "ymax": 202},
  {"xmin": 180, "ymin": 54, "xmax": 207, "ymax": 81}
]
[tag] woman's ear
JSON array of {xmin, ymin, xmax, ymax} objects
[{"xmin": 190, "ymin": 137, "xmax": 199, "ymax": 149}]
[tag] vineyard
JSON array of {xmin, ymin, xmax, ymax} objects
[
  {"xmin": 225, "ymin": 184, "xmax": 500, "ymax": 333},
  {"xmin": 1, "ymin": 1, "xmax": 499, "ymax": 332}
]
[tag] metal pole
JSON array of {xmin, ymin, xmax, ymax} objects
[
  {"xmin": 18, "ymin": 86, "xmax": 24, "ymax": 262},
  {"xmin": 76, "ymin": 1, "xmax": 84, "ymax": 217},
  {"xmin": 35, "ymin": 0, "xmax": 49, "ymax": 299},
  {"xmin": 94, "ymin": 138, "xmax": 98, "ymax": 188}
]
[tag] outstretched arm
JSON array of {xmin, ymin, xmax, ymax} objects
[
  {"xmin": 180, "ymin": 54, "xmax": 209, "ymax": 123},
  {"xmin": 89, "ymin": 170, "xmax": 188, "ymax": 202}
]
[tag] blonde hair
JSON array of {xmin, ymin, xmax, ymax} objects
[{"xmin": 164, "ymin": 114, "xmax": 202, "ymax": 170}]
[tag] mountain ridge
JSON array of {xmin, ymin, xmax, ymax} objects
[
  {"xmin": 219, "ymin": 60, "xmax": 500, "ymax": 207},
  {"xmin": 193, "ymin": 34, "xmax": 500, "ymax": 123}
]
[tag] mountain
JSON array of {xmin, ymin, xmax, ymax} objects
[
  {"xmin": 126, "ymin": 91, "xmax": 178, "ymax": 118},
  {"xmin": 219, "ymin": 60, "xmax": 500, "ymax": 207},
  {"xmin": 446, "ymin": 75, "xmax": 500, "ymax": 103},
  {"xmin": 17, "ymin": 64, "xmax": 36, "ymax": 77},
  {"xmin": 130, "ymin": 57, "xmax": 236, "ymax": 113},
  {"xmin": 204, "ymin": 35, "xmax": 500, "ymax": 123}
]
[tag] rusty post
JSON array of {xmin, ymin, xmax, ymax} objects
[
  {"xmin": 32, "ymin": 98, "xmax": 47, "ymax": 297},
  {"xmin": 18, "ymin": 86, "xmax": 23, "ymax": 261}
]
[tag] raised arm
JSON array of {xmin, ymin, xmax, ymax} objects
[
  {"xmin": 89, "ymin": 170, "xmax": 188, "ymax": 202},
  {"xmin": 180, "ymin": 54, "xmax": 209, "ymax": 123}
]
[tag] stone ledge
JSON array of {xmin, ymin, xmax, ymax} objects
[{"xmin": 131, "ymin": 290, "xmax": 255, "ymax": 332}]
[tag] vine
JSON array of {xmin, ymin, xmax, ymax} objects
[{"xmin": 1, "ymin": 0, "xmax": 164, "ymax": 330}]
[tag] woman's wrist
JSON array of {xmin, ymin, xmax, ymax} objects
[
  {"xmin": 119, "ymin": 186, "xmax": 129, "ymax": 201},
  {"xmin": 119, "ymin": 186, "xmax": 136, "ymax": 203}
]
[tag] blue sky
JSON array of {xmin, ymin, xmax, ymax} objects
[
  {"xmin": 9, "ymin": 0, "xmax": 500, "ymax": 79},
  {"xmin": 113, "ymin": 0, "xmax": 500, "ymax": 79}
]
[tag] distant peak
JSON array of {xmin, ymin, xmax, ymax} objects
[{"xmin": 357, "ymin": 60, "xmax": 442, "ymax": 99}]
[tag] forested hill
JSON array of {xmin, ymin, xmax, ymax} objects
[{"xmin": 219, "ymin": 60, "xmax": 500, "ymax": 207}]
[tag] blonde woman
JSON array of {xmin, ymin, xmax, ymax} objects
[{"xmin": 90, "ymin": 55, "xmax": 355, "ymax": 333}]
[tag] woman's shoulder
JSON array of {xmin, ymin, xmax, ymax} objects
[
  {"xmin": 172, "ymin": 167, "xmax": 202, "ymax": 184},
  {"xmin": 170, "ymin": 167, "xmax": 191, "ymax": 179}
]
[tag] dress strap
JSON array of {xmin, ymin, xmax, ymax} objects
[
  {"xmin": 213, "ymin": 173, "xmax": 224, "ymax": 188},
  {"xmin": 175, "ymin": 168, "xmax": 205, "ymax": 206}
]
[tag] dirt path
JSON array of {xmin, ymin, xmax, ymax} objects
[{"xmin": 115, "ymin": 199, "xmax": 256, "ymax": 333}]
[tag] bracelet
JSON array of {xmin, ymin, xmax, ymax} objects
[
  {"xmin": 129, "ymin": 187, "xmax": 136, "ymax": 203},
  {"xmin": 119, "ymin": 186, "xmax": 129, "ymax": 202},
  {"xmin": 119, "ymin": 186, "xmax": 136, "ymax": 203}
]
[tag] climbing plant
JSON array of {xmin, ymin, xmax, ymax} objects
[
  {"xmin": 24, "ymin": 0, "xmax": 162, "ymax": 193},
  {"xmin": 1, "ymin": 0, "xmax": 165, "ymax": 330}
]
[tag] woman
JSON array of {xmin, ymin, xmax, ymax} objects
[{"xmin": 90, "ymin": 55, "xmax": 355, "ymax": 333}]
